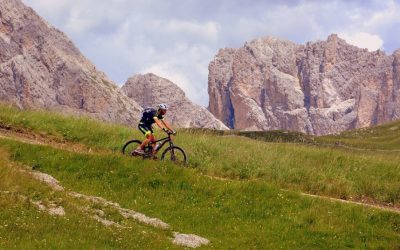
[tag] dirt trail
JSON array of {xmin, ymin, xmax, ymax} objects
[
  {"xmin": 203, "ymin": 174, "xmax": 400, "ymax": 214},
  {"xmin": 1, "ymin": 127, "xmax": 399, "ymax": 216},
  {"xmin": 225, "ymin": 133, "xmax": 400, "ymax": 153},
  {"xmin": 316, "ymin": 142, "xmax": 400, "ymax": 153},
  {"xmin": 298, "ymin": 192, "xmax": 400, "ymax": 214},
  {"xmin": 0, "ymin": 127, "xmax": 110, "ymax": 155}
]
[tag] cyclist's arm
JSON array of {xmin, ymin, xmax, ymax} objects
[
  {"xmin": 154, "ymin": 117, "xmax": 167, "ymax": 130},
  {"xmin": 161, "ymin": 119, "xmax": 174, "ymax": 132}
]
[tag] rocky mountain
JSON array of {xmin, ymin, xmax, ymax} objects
[
  {"xmin": 0, "ymin": 0, "xmax": 142, "ymax": 124},
  {"xmin": 121, "ymin": 73, "xmax": 228, "ymax": 129},
  {"xmin": 209, "ymin": 34, "xmax": 400, "ymax": 135}
]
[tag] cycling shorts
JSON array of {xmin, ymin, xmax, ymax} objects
[{"xmin": 138, "ymin": 123, "xmax": 153, "ymax": 137}]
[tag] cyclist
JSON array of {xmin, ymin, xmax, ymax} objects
[{"xmin": 134, "ymin": 103, "xmax": 175, "ymax": 155}]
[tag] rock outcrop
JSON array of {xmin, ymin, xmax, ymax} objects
[
  {"xmin": 121, "ymin": 73, "xmax": 228, "ymax": 129},
  {"xmin": 0, "ymin": 0, "xmax": 141, "ymax": 124},
  {"xmin": 209, "ymin": 34, "xmax": 400, "ymax": 135}
]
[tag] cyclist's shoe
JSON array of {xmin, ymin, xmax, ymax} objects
[
  {"xmin": 132, "ymin": 149, "xmax": 145, "ymax": 156},
  {"xmin": 151, "ymin": 155, "xmax": 158, "ymax": 160}
]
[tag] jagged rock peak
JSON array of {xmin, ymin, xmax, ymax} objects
[{"xmin": 208, "ymin": 34, "xmax": 400, "ymax": 135}]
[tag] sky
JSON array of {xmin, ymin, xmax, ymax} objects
[{"xmin": 22, "ymin": 0, "xmax": 400, "ymax": 107}]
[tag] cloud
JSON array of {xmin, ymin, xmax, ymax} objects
[
  {"xmin": 338, "ymin": 32, "xmax": 384, "ymax": 51},
  {"xmin": 364, "ymin": 0, "xmax": 400, "ymax": 30},
  {"xmin": 163, "ymin": 20, "xmax": 220, "ymax": 42}
]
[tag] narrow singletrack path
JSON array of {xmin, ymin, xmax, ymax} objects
[{"xmin": 0, "ymin": 127, "xmax": 110, "ymax": 155}]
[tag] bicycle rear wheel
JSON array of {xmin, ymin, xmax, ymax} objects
[
  {"xmin": 161, "ymin": 146, "xmax": 188, "ymax": 166},
  {"xmin": 122, "ymin": 140, "xmax": 142, "ymax": 156}
]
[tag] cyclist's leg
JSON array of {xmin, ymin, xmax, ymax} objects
[
  {"xmin": 148, "ymin": 127, "xmax": 157, "ymax": 152},
  {"xmin": 137, "ymin": 125, "xmax": 153, "ymax": 150},
  {"xmin": 151, "ymin": 134, "xmax": 157, "ymax": 155}
]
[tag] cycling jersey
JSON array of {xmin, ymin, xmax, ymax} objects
[{"xmin": 139, "ymin": 107, "xmax": 164, "ymax": 126}]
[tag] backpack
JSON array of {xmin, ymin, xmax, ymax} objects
[{"xmin": 140, "ymin": 107, "xmax": 157, "ymax": 124}]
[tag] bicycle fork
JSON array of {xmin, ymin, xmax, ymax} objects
[{"xmin": 169, "ymin": 142, "xmax": 176, "ymax": 161}]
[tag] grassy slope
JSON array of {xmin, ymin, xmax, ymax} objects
[
  {"xmin": 0, "ymin": 150, "xmax": 177, "ymax": 249},
  {"xmin": 1, "ymin": 141, "xmax": 399, "ymax": 249},
  {"xmin": 0, "ymin": 104, "xmax": 399, "ymax": 248},
  {"xmin": 1, "ymin": 104, "xmax": 398, "ymax": 205}
]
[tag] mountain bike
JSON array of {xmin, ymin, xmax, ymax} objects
[{"xmin": 122, "ymin": 131, "xmax": 188, "ymax": 165}]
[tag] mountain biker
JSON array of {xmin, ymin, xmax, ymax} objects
[{"xmin": 134, "ymin": 103, "xmax": 175, "ymax": 155}]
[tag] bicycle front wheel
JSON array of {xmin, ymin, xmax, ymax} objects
[{"xmin": 161, "ymin": 146, "xmax": 188, "ymax": 166}]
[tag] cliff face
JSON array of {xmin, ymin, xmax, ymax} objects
[
  {"xmin": 209, "ymin": 34, "xmax": 400, "ymax": 135},
  {"xmin": 0, "ymin": 0, "xmax": 141, "ymax": 124},
  {"xmin": 121, "ymin": 73, "xmax": 228, "ymax": 129}
]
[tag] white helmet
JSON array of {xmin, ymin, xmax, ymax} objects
[{"xmin": 157, "ymin": 103, "xmax": 168, "ymax": 110}]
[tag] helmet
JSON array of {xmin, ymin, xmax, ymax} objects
[{"xmin": 157, "ymin": 103, "xmax": 168, "ymax": 110}]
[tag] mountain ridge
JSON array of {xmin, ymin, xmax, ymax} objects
[{"xmin": 209, "ymin": 34, "xmax": 400, "ymax": 135}]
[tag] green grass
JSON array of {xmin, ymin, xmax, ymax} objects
[
  {"xmin": 0, "ymin": 104, "xmax": 400, "ymax": 248},
  {"xmin": 0, "ymin": 103, "xmax": 132, "ymax": 151},
  {"xmin": 0, "ymin": 141, "xmax": 399, "ymax": 249},
  {"xmin": 0, "ymin": 149, "xmax": 179, "ymax": 249},
  {"xmin": 182, "ymin": 128, "xmax": 314, "ymax": 143},
  {"xmin": 1, "ymin": 104, "xmax": 399, "ymax": 205}
]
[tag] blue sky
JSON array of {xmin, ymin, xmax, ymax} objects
[{"xmin": 22, "ymin": 0, "xmax": 400, "ymax": 107}]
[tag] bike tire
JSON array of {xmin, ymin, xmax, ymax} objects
[
  {"xmin": 161, "ymin": 146, "xmax": 188, "ymax": 166},
  {"xmin": 122, "ymin": 139, "xmax": 142, "ymax": 156}
]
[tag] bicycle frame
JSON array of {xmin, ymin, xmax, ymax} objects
[{"xmin": 144, "ymin": 133, "xmax": 174, "ymax": 153}]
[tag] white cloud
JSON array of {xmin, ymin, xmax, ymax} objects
[
  {"xmin": 64, "ymin": 8, "xmax": 97, "ymax": 35},
  {"xmin": 23, "ymin": 0, "xmax": 71, "ymax": 16},
  {"xmin": 338, "ymin": 32, "xmax": 384, "ymax": 51},
  {"xmin": 164, "ymin": 20, "xmax": 220, "ymax": 42},
  {"xmin": 364, "ymin": 0, "xmax": 400, "ymax": 30}
]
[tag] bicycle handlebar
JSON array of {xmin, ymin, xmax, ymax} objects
[{"xmin": 167, "ymin": 130, "xmax": 177, "ymax": 135}]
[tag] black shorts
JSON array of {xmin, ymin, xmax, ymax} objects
[{"xmin": 138, "ymin": 123, "xmax": 153, "ymax": 136}]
